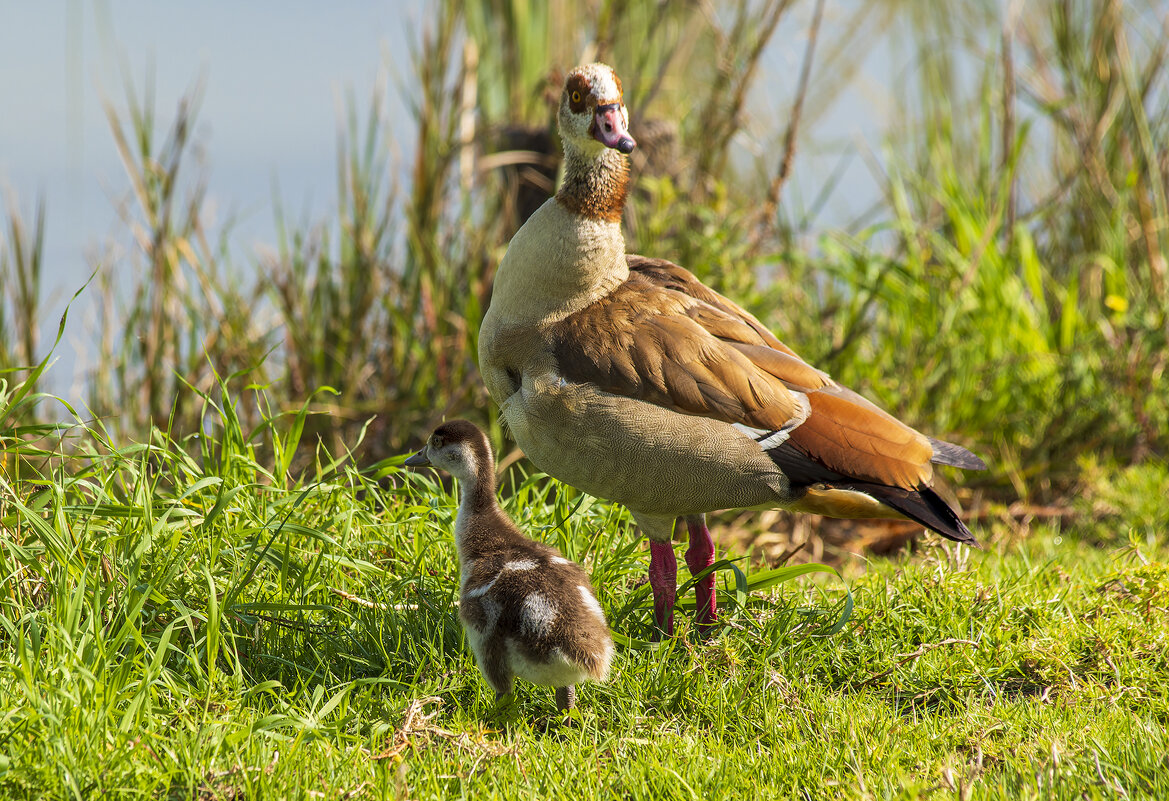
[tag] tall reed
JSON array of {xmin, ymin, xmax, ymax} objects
[
  {"xmin": 0, "ymin": 198, "xmax": 45, "ymax": 375},
  {"xmin": 6, "ymin": 0, "xmax": 1164, "ymax": 507}
]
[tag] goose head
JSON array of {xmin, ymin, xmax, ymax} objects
[
  {"xmin": 559, "ymin": 63, "xmax": 636, "ymax": 157},
  {"xmin": 404, "ymin": 420, "xmax": 493, "ymax": 485}
]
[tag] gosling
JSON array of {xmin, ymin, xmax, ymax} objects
[{"xmin": 405, "ymin": 419, "xmax": 614, "ymax": 712}]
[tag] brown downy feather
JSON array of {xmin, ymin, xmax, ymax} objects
[
  {"xmin": 459, "ymin": 542, "xmax": 613, "ymax": 691},
  {"xmin": 409, "ymin": 420, "xmax": 614, "ymax": 707}
]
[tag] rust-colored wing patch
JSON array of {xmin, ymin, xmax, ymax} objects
[
  {"xmin": 631, "ymin": 256, "xmax": 940, "ymax": 489},
  {"xmin": 787, "ymin": 392, "xmax": 933, "ymax": 489}
]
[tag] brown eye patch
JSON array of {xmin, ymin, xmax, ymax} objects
[{"xmin": 565, "ymin": 73, "xmax": 590, "ymax": 113}]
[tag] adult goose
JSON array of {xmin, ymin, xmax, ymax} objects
[{"xmin": 478, "ymin": 63, "xmax": 985, "ymax": 634}]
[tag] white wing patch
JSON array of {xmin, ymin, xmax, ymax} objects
[
  {"xmin": 733, "ymin": 391, "xmax": 811, "ymax": 451},
  {"xmin": 480, "ymin": 597, "xmax": 501, "ymax": 633},
  {"xmin": 577, "ymin": 585, "xmax": 607, "ymax": 624},
  {"xmin": 521, "ymin": 593, "xmax": 558, "ymax": 638},
  {"xmin": 504, "ymin": 559, "xmax": 538, "ymax": 572},
  {"xmin": 459, "ymin": 558, "xmax": 475, "ymax": 592},
  {"xmin": 464, "ymin": 575, "xmax": 498, "ymax": 599}
]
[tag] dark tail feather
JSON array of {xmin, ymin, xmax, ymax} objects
[
  {"xmin": 928, "ymin": 437, "xmax": 987, "ymax": 471},
  {"xmin": 836, "ymin": 482, "xmax": 980, "ymax": 547}
]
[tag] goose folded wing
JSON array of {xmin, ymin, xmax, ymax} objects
[
  {"xmin": 548, "ymin": 272, "xmax": 806, "ymax": 431},
  {"xmin": 549, "ymin": 257, "xmax": 941, "ymax": 490},
  {"xmin": 626, "ymin": 255, "xmax": 800, "ymax": 356},
  {"xmin": 631, "ymin": 258, "xmax": 986, "ymax": 473}
]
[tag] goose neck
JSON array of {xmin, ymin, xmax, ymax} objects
[{"xmin": 556, "ymin": 144, "xmax": 629, "ymax": 223}]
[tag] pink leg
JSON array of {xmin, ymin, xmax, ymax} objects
[
  {"xmin": 685, "ymin": 515, "xmax": 717, "ymax": 632},
  {"xmin": 648, "ymin": 540, "xmax": 677, "ymax": 636}
]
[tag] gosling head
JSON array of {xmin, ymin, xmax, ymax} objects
[
  {"xmin": 558, "ymin": 63, "xmax": 636, "ymax": 157},
  {"xmin": 404, "ymin": 419, "xmax": 494, "ymax": 484}
]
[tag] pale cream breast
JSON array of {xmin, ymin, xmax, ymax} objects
[
  {"xmin": 480, "ymin": 198, "xmax": 627, "ymax": 404},
  {"xmin": 505, "ymin": 641, "xmax": 592, "ymax": 688},
  {"xmin": 492, "ymin": 200, "xmax": 627, "ymax": 318}
]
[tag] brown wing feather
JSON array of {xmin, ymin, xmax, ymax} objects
[
  {"xmin": 724, "ymin": 341, "xmax": 830, "ymax": 391},
  {"xmin": 549, "ymin": 273, "xmax": 802, "ymax": 429},
  {"xmin": 551, "ymin": 255, "xmax": 950, "ymax": 491},
  {"xmin": 628, "ymin": 255, "xmax": 799, "ymax": 355},
  {"xmin": 630, "ymin": 256, "xmax": 944, "ymax": 489}
]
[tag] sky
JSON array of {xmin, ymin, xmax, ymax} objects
[
  {"xmin": 0, "ymin": 1, "xmax": 420, "ymax": 240},
  {"xmin": 0, "ymin": 1, "xmax": 426, "ymax": 389},
  {"xmin": 0, "ymin": 1, "xmax": 916, "ymax": 397}
]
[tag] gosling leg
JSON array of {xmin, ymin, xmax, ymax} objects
[{"xmin": 555, "ymin": 685, "xmax": 576, "ymax": 711}]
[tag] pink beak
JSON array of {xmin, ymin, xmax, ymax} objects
[{"xmin": 593, "ymin": 103, "xmax": 636, "ymax": 153}]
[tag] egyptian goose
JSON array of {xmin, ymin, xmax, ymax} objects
[
  {"xmin": 477, "ymin": 63, "xmax": 986, "ymax": 634},
  {"xmin": 405, "ymin": 420, "xmax": 614, "ymax": 711}
]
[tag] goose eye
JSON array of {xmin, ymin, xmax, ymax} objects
[{"xmin": 571, "ymin": 90, "xmax": 581, "ymax": 103}]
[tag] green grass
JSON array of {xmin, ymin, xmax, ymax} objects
[
  {"xmin": 2, "ymin": 1, "xmax": 1167, "ymax": 797},
  {"xmin": 2, "ymin": 372, "xmax": 1167, "ymax": 800}
]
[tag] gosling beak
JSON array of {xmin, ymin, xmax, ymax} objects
[
  {"xmin": 593, "ymin": 103, "xmax": 635, "ymax": 153},
  {"xmin": 404, "ymin": 449, "xmax": 431, "ymax": 467}
]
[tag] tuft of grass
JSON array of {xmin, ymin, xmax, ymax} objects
[
  {"xmin": 2, "ymin": 374, "xmax": 1167, "ymax": 798},
  {"xmin": 868, "ymin": 0, "xmax": 1169, "ymax": 490},
  {"xmin": 0, "ymin": 372, "xmax": 857, "ymax": 798},
  {"xmin": 1073, "ymin": 456, "xmax": 1169, "ymax": 548},
  {"xmin": 0, "ymin": 196, "xmax": 44, "ymax": 378}
]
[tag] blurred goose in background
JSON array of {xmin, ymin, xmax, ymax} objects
[
  {"xmin": 406, "ymin": 420, "xmax": 613, "ymax": 712},
  {"xmin": 477, "ymin": 63, "xmax": 986, "ymax": 635}
]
